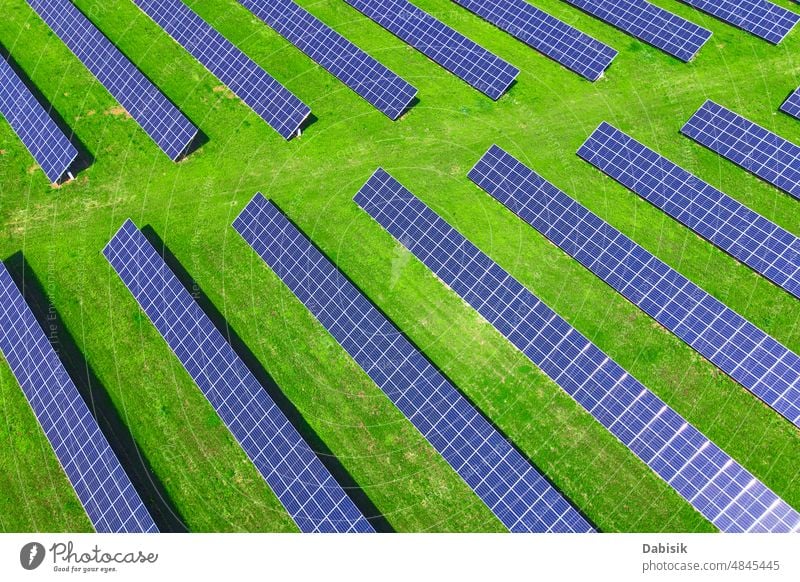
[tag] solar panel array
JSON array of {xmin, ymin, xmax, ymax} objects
[
  {"xmin": 236, "ymin": 0, "xmax": 417, "ymax": 120},
  {"xmin": 0, "ymin": 55, "xmax": 78, "ymax": 182},
  {"xmin": 678, "ymin": 0, "xmax": 799, "ymax": 44},
  {"xmin": 233, "ymin": 194, "xmax": 594, "ymax": 533},
  {"xmin": 103, "ymin": 220, "xmax": 373, "ymax": 533},
  {"xmin": 578, "ymin": 122, "xmax": 800, "ymax": 299},
  {"xmin": 131, "ymin": 0, "xmax": 309, "ymax": 140},
  {"xmin": 780, "ymin": 86, "xmax": 800, "ymax": 119},
  {"xmin": 469, "ymin": 145, "xmax": 800, "ymax": 428},
  {"xmin": 681, "ymin": 100, "xmax": 800, "ymax": 200},
  {"xmin": 344, "ymin": 0, "xmax": 519, "ymax": 99},
  {"xmin": 0, "ymin": 263, "xmax": 157, "ymax": 533},
  {"xmin": 452, "ymin": 0, "xmax": 618, "ymax": 81},
  {"xmin": 561, "ymin": 0, "xmax": 712, "ymax": 61},
  {"xmin": 26, "ymin": 0, "xmax": 198, "ymax": 160},
  {"xmin": 354, "ymin": 169, "xmax": 800, "ymax": 533}
]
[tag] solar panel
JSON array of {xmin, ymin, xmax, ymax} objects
[
  {"xmin": 233, "ymin": 194, "xmax": 594, "ymax": 533},
  {"xmin": 468, "ymin": 145, "xmax": 800, "ymax": 428},
  {"xmin": 561, "ymin": 0, "xmax": 712, "ymax": 61},
  {"xmin": 26, "ymin": 0, "xmax": 198, "ymax": 160},
  {"xmin": 678, "ymin": 0, "xmax": 799, "ymax": 44},
  {"xmin": 452, "ymin": 0, "xmax": 617, "ymax": 81},
  {"xmin": 131, "ymin": 0, "xmax": 310, "ymax": 140},
  {"xmin": 0, "ymin": 263, "xmax": 157, "ymax": 533},
  {"xmin": 103, "ymin": 220, "xmax": 373, "ymax": 533},
  {"xmin": 780, "ymin": 86, "xmax": 800, "ymax": 119},
  {"xmin": 354, "ymin": 169, "xmax": 800, "ymax": 533},
  {"xmin": 681, "ymin": 100, "xmax": 800, "ymax": 200},
  {"xmin": 0, "ymin": 55, "xmax": 78, "ymax": 182},
  {"xmin": 344, "ymin": 0, "xmax": 519, "ymax": 99},
  {"xmin": 578, "ymin": 122, "xmax": 800, "ymax": 299},
  {"xmin": 236, "ymin": 0, "xmax": 417, "ymax": 120}
]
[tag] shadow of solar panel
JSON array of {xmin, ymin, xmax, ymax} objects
[
  {"xmin": 237, "ymin": 0, "xmax": 417, "ymax": 119},
  {"xmin": 103, "ymin": 220, "xmax": 373, "ymax": 533},
  {"xmin": 26, "ymin": 0, "xmax": 198, "ymax": 160},
  {"xmin": 233, "ymin": 194, "xmax": 593, "ymax": 533},
  {"xmin": 470, "ymin": 145, "xmax": 800, "ymax": 428},
  {"xmin": 780, "ymin": 86, "xmax": 800, "ymax": 119},
  {"xmin": 562, "ymin": 0, "xmax": 712, "ymax": 61},
  {"xmin": 131, "ymin": 0, "xmax": 310, "ymax": 139},
  {"xmin": 0, "ymin": 263, "xmax": 157, "ymax": 533},
  {"xmin": 453, "ymin": 0, "xmax": 617, "ymax": 81},
  {"xmin": 344, "ymin": 0, "xmax": 519, "ymax": 99},
  {"xmin": 681, "ymin": 100, "xmax": 800, "ymax": 200},
  {"xmin": 678, "ymin": 0, "xmax": 798, "ymax": 44},
  {"xmin": 578, "ymin": 122, "xmax": 800, "ymax": 299},
  {"xmin": 0, "ymin": 56, "xmax": 78, "ymax": 182},
  {"xmin": 355, "ymin": 168, "xmax": 800, "ymax": 532}
]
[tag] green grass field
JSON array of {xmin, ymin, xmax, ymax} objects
[{"xmin": 0, "ymin": 0, "xmax": 798, "ymax": 533}]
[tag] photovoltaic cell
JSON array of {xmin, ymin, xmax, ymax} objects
[
  {"xmin": 344, "ymin": 0, "xmax": 519, "ymax": 99},
  {"xmin": 561, "ymin": 0, "xmax": 712, "ymax": 61},
  {"xmin": 103, "ymin": 220, "xmax": 373, "ymax": 533},
  {"xmin": 681, "ymin": 100, "xmax": 800, "ymax": 200},
  {"xmin": 26, "ymin": 0, "xmax": 198, "ymax": 160},
  {"xmin": 237, "ymin": 0, "xmax": 417, "ymax": 120},
  {"xmin": 0, "ymin": 55, "xmax": 78, "ymax": 182},
  {"xmin": 469, "ymin": 145, "xmax": 800, "ymax": 429},
  {"xmin": 677, "ymin": 0, "xmax": 799, "ymax": 44},
  {"xmin": 355, "ymin": 168, "xmax": 800, "ymax": 532},
  {"xmin": 0, "ymin": 263, "xmax": 157, "ymax": 533},
  {"xmin": 233, "ymin": 194, "xmax": 594, "ymax": 533},
  {"xmin": 131, "ymin": 0, "xmax": 310, "ymax": 139},
  {"xmin": 452, "ymin": 0, "xmax": 618, "ymax": 81},
  {"xmin": 780, "ymin": 86, "xmax": 800, "ymax": 119},
  {"xmin": 578, "ymin": 122, "xmax": 800, "ymax": 299}
]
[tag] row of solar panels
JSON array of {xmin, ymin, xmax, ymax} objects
[
  {"xmin": 3, "ymin": 0, "xmax": 798, "ymax": 184},
  {"xmin": 2, "ymin": 122, "xmax": 798, "ymax": 531}
]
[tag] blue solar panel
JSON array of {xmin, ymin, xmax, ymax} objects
[
  {"xmin": 103, "ymin": 220, "xmax": 373, "ymax": 533},
  {"xmin": 453, "ymin": 0, "xmax": 618, "ymax": 81},
  {"xmin": 780, "ymin": 86, "xmax": 800, "ymax": 119},
  {"xmin": 26, "ymin": 0, "xmax": 198, "ymax": 160},
  {"xmin": 578, "ymin": 122, "xmax": 800, "ymax": 299},
  {"xmin": 131, "ymin": 0, "xmax": 310, "ymax": 140},
  {"xmin": 0, "ymin": 55, "xmax": 77, "ymax": 182},
  {"xmin": 678, "ymin": 0, "xmax": 799, "ymax": 44},
  {"xmin": 237, "ymin": 0, "xmax": 417, "ymax": 119},
  {"xmin": 0, "ymin": 263, "xmax": 157, "ymax": 533},
  {"xmin": 561, "ymin": 0, "xmax": 712, "ymax": 61},
  {"xmin": 344, "ymin": 0, "xmax": 519, "ymax": 99},
  {"xmin": 469, "ymin": 145, "xmax": 800, "ymax": 428},
  {"xmin": 233, "ymin": 194, "xmax": 593, "ymax": 533},
  {"xmin": 354, "ymin": 168, "xmax": 800, "ymax": 532},
  {"xmin": 681, "ymin": 100, "xmax": 800, "ymax": 200}
]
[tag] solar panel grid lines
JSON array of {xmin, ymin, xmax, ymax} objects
[
  {"xmin": 0, "ymin": 55, "xmax": 78, "ymax": 182},
  {"xmin": 343, "ymin": 0, "xmax": 519, "ymax": 99},
  {"xmin": 353, "ymin": 169, "xmax": 800, "ymax": 533},
  {"xmin": 577, "ymin": 122, "xmax": 800, "ymax": 299},
  {"xmin": 780, "ymin": 86, "xmax": 800, "ymax": 119},
  {"xmin": 681, "ymin": 100, "xmax": 800, "ymax": 200},
  {"xmin": 26, "ymin": 0, "xmax": 198, "ymax": 161},
  {"xmin": 678, "ymin": 0, "xmax": 799, "ymax": 44},
  {"xmin": 233, "ymin": 193, "xmax": 595, "ymax": 533},
  {"xmin": 130, "ymin": 0, "xmax": 310, "ymax": 140},
  {"xmin": 452, "ymin": 0, "xmax": 618, "ymax": 81},
  {"xmin": 236, "ymin": 0, "xmax": 417, "ymax": 120},
  {"xmin": 0, "ymin": 263, "xmax": 158, "ymax": 533},
  {"xmin": 560, "ymin": 0, "xmax": 712, "ymax": 61},
  {"xmin": 468, "ymin": 145, "xmax": 800, "ymax": 429},
  {"xmin": 103, "ymin": 219, "xmax": 374, "ymax": 533}
]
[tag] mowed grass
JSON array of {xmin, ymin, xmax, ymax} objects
[{"xmin": 0, "ymin": 0, "xmax": 797, "ymax": 532}]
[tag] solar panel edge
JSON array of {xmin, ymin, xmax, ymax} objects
[
  {"xmin": 780, "ymin": 87, "xmax": 800, "ymax": 119},
  {"xmin": 678, "ymin": 0, "xmax": 800, "ymax": 44}
]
